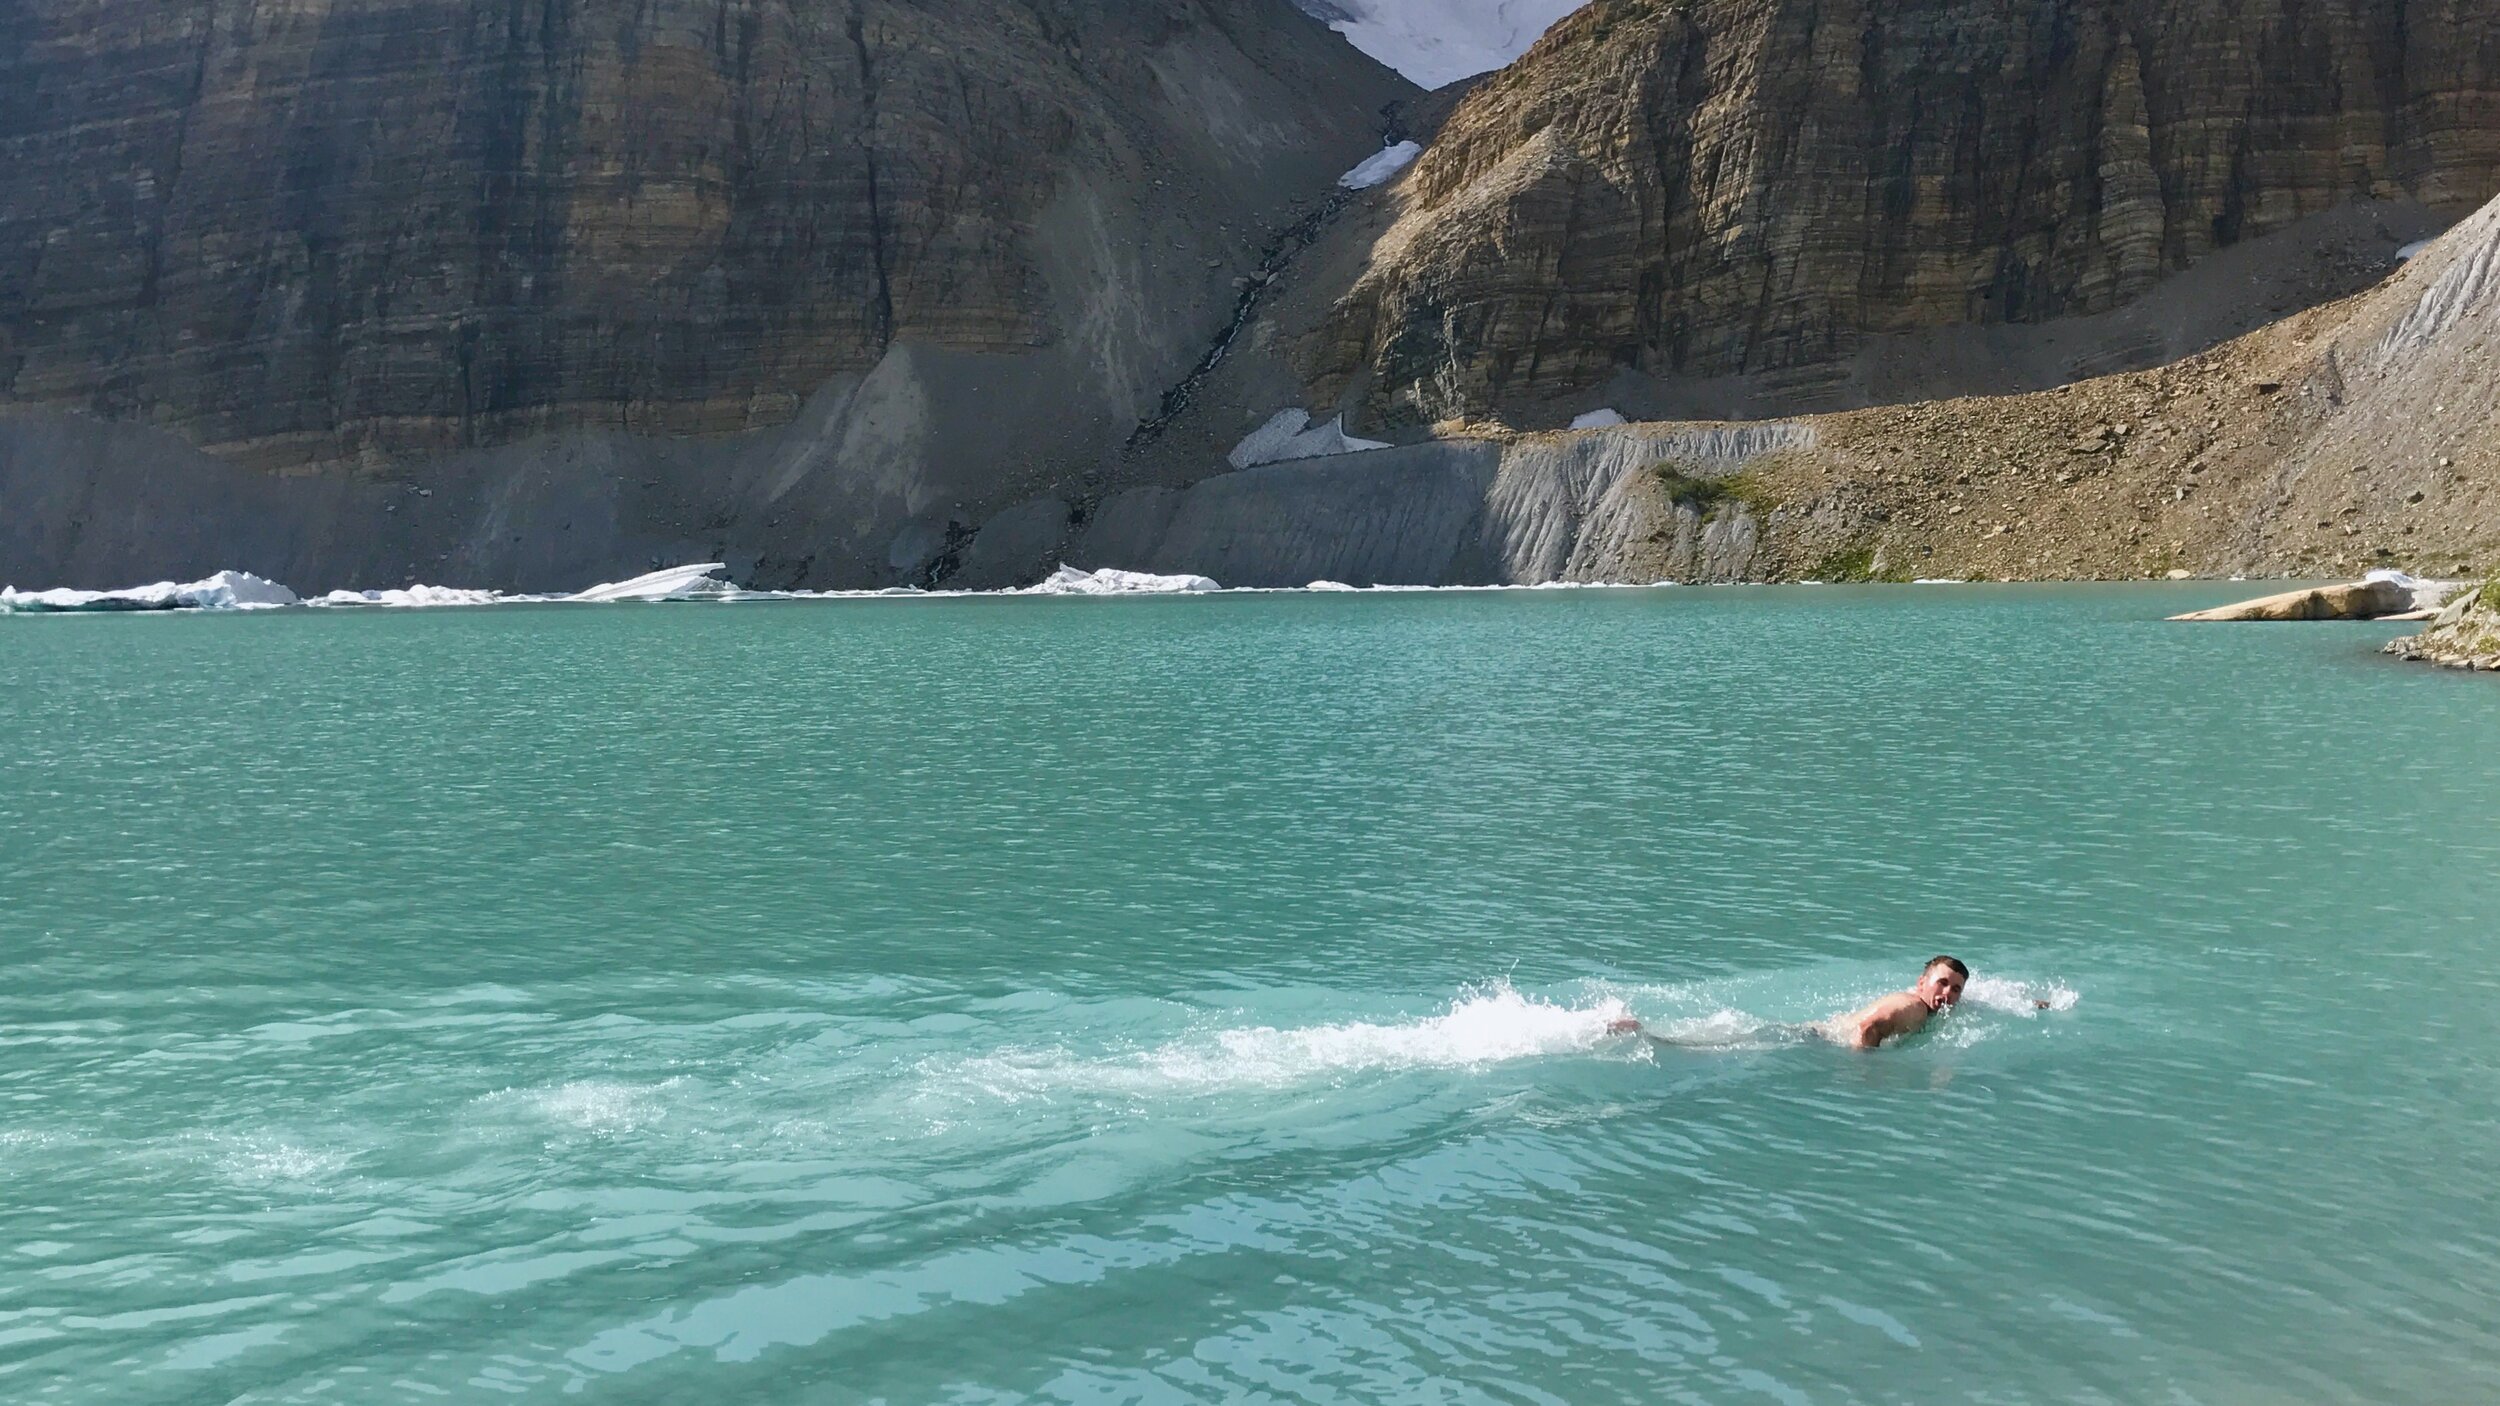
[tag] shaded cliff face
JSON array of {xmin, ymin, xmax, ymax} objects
[
  {"xmin": 1312, "ymin": 0, "xmax": 2500, "ymax": 426},
  {"xmin": 0, "ymin": 0, "xmax": 1405, "ymax": 474}
]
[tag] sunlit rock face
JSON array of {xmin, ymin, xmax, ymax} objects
[
  {"xmin": 1311, "ymin": 0, "xmax": 2500, "ymax": 426},
  {"xmin": 0, "ymin": 0, "xmax": 1404, "ymax": 474}
]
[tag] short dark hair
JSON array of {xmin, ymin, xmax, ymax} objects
[{"xmin": 1924, "ymin": 955, "xmax": 1970, "ymax": 979}]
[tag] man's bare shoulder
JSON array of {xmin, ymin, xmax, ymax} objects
[{"xmin": 1843, "ymin": 990, "xmax": 1933, "ymax": 1047}]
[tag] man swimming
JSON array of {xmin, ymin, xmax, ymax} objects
[
  {"xmin": 1827, "ymin": 954, "xmax": 1970, "ymax": 1048},
  {"xmin": 1607, "ymin": 955, "xmax": 2035, "ymax": 1050}
]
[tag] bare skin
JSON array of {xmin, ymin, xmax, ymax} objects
[
  {"xmin": 1606, "ymin": 958, "xmax": 2042, "ymax": 1050},
  {"xmin": 1829, "ymin": 962, "xmax": 1966, "ymax": 1048}
]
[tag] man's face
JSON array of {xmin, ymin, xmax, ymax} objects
[{"xmin": 1917, "ymin": 965, "xmax": 1967, "ymax": 1010}]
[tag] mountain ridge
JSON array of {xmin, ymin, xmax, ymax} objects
[{"xmin": 1310, "ymin": 0, "xmax": 2500, "ymax": 429}]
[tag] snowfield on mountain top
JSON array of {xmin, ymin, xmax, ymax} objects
[{"xmin": 1294, "ymin": 0, "xmax": 1587, "ymax": 89}]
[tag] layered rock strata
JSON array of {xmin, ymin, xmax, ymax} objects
[
  {"xmin": 1017, "ymin": 185, "xmax": 2500, "ymax": 589},
  {"xmin": 0, "ymin": 0, "xmax": 1405, "ymax": 477},
  {"xmin": 1313, "ymin": 0, "xmax": 2500, "ymax": 427}
]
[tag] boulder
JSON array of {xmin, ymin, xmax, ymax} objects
[{"xmin": 2168, "ymin": 579, "xmax": 2415, "ymax": 621}]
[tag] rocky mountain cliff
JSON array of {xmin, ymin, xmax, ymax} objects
[
  {"xmin": 10, "ymin": 0, "xmax": 2500, "ymax": 594},
  {"xmin": 0, "ymin": 0, "xmax": 1404, "ymax": 476},
  {"xmin": 1311, "ymin": 0, "xmax": 2500, "ymax": 428},
  {"xmin": 979, "ymin": 183, "xmax": 2500, "ymax": 589}
]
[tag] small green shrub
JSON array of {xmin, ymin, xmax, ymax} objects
[
  {"xmin": 1805, "ymin": 540, "xmax": 1913, "ymax": 584},
  {"xmin": 1650, "ymin": 463, "xmax": 1779, "ymax": 519},
  {"xmin": 1810, "ymin": 543, "xmax": 1879, "ymax": 583}
]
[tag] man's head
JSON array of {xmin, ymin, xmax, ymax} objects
[{"xmin": 1915, "ymin": 955, "xmax": 1970, "ymax": 1010}]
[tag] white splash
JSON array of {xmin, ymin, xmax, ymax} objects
[
  {"xmin": 480, "ymin": 1079, "xmax": 679, "ymax": 1135},
  {"xmin": 1339, "ymin": 140, "xmax": 1423, "ymax": 190},
  {"xmin": 1965, "ymin": 975, "xmax": 2079, "ymax": 1015},
  {"xmin": 938, "ymin": 984, "xmax": 1631, "ymax": 1101},
  {"xmin": 200, "ymin": 1133, "xmax": 353, "ymax": 1186}
]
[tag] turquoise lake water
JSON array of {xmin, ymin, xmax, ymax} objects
[{"xmin": 4, "ymin": 585, "xmax": 2497, "ymax": 1403}]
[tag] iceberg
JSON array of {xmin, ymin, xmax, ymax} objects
[
  {"xmin": 1026, "ymin": 566, "xmax": 1220, "ymax": 596},
  {"xmin": 0, "ymin": 570, "xmax": 299, "ymax": 613},
  {"xmin": 315, "ymin": 584, "xmax": 512, "ymax": 608},
  {"xmin": 1338, "ymin": 140, "xmax": 1423, "ymax": 190},
  {"xmin": 566, "ymin": 563, "xmax": 737, "ymax": 603}
]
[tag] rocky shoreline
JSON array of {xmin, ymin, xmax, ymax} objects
[{"xmin": 2384, "ymin": 584, "xmax": 2500, "ymax": 670}]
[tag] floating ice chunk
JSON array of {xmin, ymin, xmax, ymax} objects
[
  {"xmin": 316, "ymin": 584, "xmax": 511, "ymax": 608},
  {"xmin": 1338, "ymin": 140, "xmax": 1423, "ymax": 190},
  {"xmin": 0, "ymin": 569, "xmax": 298, "ymax": 613},
  {"xmin": 566, "ymin": 563, "xmax": 735, "ymax": 603},
  {"xmin": 1227, "ymin": 409, "xmax": 1391, "ymax": 468},
  {"xmin": 1026, "ymin": 566, "xmax": 1219, "ymax": 596},
  {"xmin": 1305, "ymin": 580, "xmax": 1360, "ymax": 591},
  {"xmin": 1569, "ymin": 407, "xmax": 1628, "ymax": 429},
  {"xmin": 184, "ymin": 571, "xmax": 299, "ymax": 609}
]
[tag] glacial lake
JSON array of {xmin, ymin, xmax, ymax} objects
[{"xmin": 4, "ymin": 585, "xmax": 2496, "ymax": 1403}]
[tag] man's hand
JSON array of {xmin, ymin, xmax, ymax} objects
[{"xmin": 1605, "ymin": 1016, "xmax": 1642, "ymax": 1035}]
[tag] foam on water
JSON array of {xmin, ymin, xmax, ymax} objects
[
  {"xmin": 194, "ymin": 1133, "xmax": 354, "ymax": 1187},
  {"xmin": 932, "ymin": 984, "xmax": 1634, "ymax": 1103},
  {"xmin": 477, "ymin": 1078, "xmax": 684, "ymax": 1135},
  {"xmin": 1966, "ymin": 973, "xmax": 2079, "ymax": 1014}
]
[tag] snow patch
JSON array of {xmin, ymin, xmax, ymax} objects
[
  {"xmin": 1568, "ymin": 407, "xmax": 1627, "ymax": 429},
  {"xmin": 1227, "ymin": 409, "xmax": 1391, "ymax": 469},
  {"xmin": 0, "ymin": 570, "xmax": 298, "ymax": 613},
  {"xmin": 1338, "ymin": 140, "xmax": 1423, "ymax": 190},
  {"xmin": 1024, "ymin": 566, "xmax": 1220, "ymax": 596},
  {"xmin": 1295, "ymin": 0, "xmax": 1590, "ymax": 90}
]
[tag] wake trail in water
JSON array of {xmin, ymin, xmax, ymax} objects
[
  {"xmin": 930, "ymin": 984, "xmax": 1635, "ymax": 1103},
  {"xmin": 924, "ymin": 971, "xmax": 2084, "ymax": 1106}
]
